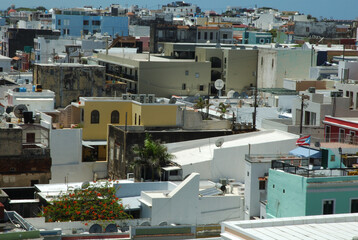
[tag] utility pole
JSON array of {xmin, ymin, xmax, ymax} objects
[{"xmin": 299, "ymin": 94, "xmax": 309, "ymax": 136}]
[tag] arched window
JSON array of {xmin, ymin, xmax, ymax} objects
[
  {"xmin": 111, "ymin": 110, "xmax": 119, "ymax": 124},
  {"xmin": 210, "ymin": 57, "xmax": 222, "ymax": 68},
  {"xmin": 91, "ymin": 110, "xmax": 100, "ymax": 124}
]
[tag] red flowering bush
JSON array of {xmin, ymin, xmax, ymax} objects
[{"xmin": 41, "ymin": 181, "xmax": 132, "ymax": 222}]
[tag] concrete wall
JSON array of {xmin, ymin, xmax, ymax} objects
[
  {"xmin": 266, "ymin": 169, "xmax": 307, "ymax": 218},
  {"xmin": 138, "ymin": 61, "xmax": 211, "ymax": 97},
  {"xmin": 224, "ymin": 49, "xmax": 258, "ymax": 92},
  {"xmin": 338, "ymin": 61, "xmax": 358, "ymax": 81},
  {"xmin": 0, "ymin": 128, "xmax": 22, "ymax": 156},
  {"xmin": 258, "ymin": 49, "xmax": 313, "ymax": 88},
  {"xmin": 244, "ymin": 161, "xmax": 271, "ymax": 219},
  {"xmin": 0, "ymin": 57, "xmax": 12, "ymax": 72},
  {"xmin": 33, "ymin": 64, "xmax": 106, "ymax": 108}
]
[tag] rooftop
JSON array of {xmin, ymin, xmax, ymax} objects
[{"xmin": 222, "ymin": 213, "xmax": 358, "ymax": 240}]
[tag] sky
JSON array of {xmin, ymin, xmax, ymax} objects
[{"xmin": 1, "ymin": 0, "xmax": 357, "ymax": 20}]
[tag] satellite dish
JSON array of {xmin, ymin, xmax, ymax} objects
[
  {"xmin": 227, "ymin": 90, "xmax": 235, "ymax": 98},
  {"xmin": 13, "ymin": 104, "xmax": 28, "ymax": 118},
  {"xmin": 140, "ymin": 221, "xmax": 151, "ymax": 226},
  {"xmin": 169, "ymin": 98, "xmax": 177, "ymax": 104},
  {"xmin": 233, "ymin": 92, "xmax": 240, "ymax": 99},
  {"xmin": 215, "ymin": 138, "xmax": 225, "ymax": 148},
  {"xmin": 214, "ymin": 79, "xmax": 224, "ymax": 90},
  {"xmin": 105, "ymin": 224, "xmax": 118, "ymax": 233},
  {"xmin": 159, "ymin": 221, "xmax": 168, "ymax": 226},
  {"xmin": 89, "ymin": 224, "xmax": 102, "ymax": 233},
  {"xmin": 81, "ymin": 181, "xmax": 90, "ymax": 189}
]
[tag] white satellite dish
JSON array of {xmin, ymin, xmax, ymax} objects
[
  {"xmin": 214, "ymin": 79, "xmax": 224, "ymax": 90},
  {"xmin": 215, "ymin": 138, "xmax": 225, "ymax": 148},
  {"xmin": 227, "ymin": 90, "xmax": 235, "ymax": 98}
]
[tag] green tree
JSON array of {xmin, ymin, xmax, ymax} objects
[
  {"xmin": 217, "ymin": 102, "xmax": 231, "ymax": 119},
  {"xmin": 194, "ymin": 97, "xmax": 212, "ymax": 119},
  {"xmin": 132, "ymin": 134, "xmax": 175, "ymax": 181},
  {"xmin": 40, "ymin": 181, "xmax": 132, "ymax": 222}
]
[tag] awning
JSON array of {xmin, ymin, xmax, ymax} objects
[
  {"xmin": 162, "ymin": 166, "xmax": 181, "ymax": 171},
  {"xmin": 82, "ymin": 140, "xmax": 107, "ymax": 148},
  {"xmin": 289, "ymin": 147, "xmax": 321, "ymax": 158}
]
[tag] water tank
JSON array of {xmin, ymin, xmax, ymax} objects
[
  {"xmin": 19, "ymin": 87, "xmax": 26, "ymax": 92},
  {"xmin": 23, "ymin": 111, "xmax": 33, "ymax": 124}
]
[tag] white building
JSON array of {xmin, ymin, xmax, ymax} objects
[
  {"xmin": 162, "ymin": 2, "xmax": 198, "ymax": 17},
  {"xmin": 221, "ymin": 213, "xmax": 358, "ymax": 240},
  {"xmin": 166, "ymin": 129, "xmax": 299, "ymax": 183},
  {"xmin": 0, "ymin": 54, "xmax": 12, "ymax": 72},
  {"xmin": 140, "ymin": 173, "xmax": 244, "ymax": 225},
  {"xmin": 4, "ymin": 88, "xmax": 55, "ymax": 113},
  {"xmin": 40, "ymin": 112, "xmax": 107, "ymax": 183}
]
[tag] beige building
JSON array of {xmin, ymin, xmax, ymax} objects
[
  {"xmin": 195, "ymin": 47, "xmax": 258, "ymax": 94},
  {"xmin": 92, "ymin": 53, "xmax": 211, "ymax": 97}
]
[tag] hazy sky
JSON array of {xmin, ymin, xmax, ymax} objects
[{"xmin": 1, "ymin": 0, "xmax": 357, "ymax": 20}]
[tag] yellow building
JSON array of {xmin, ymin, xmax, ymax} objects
[{"xmin": 70, "ymin": 97, "xmax": 181, "ymax": 162}]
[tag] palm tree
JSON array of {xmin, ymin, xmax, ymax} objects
[
  {"xmin": 217, "ymin": 102, "xmax": 231, "ymax": 119},
  {"xmin": 194, "ymin": 97, "xmax": 212, "ymax": 120},
  {"xmin": 132, "ymin": 134, "xmax": 175, "ymax": 181}
]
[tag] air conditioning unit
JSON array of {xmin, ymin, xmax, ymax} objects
[
  {"xmin": 330, "ymin": 91, "xmax": 343, "ymax": 98},
  {"xmin": 122, "ymin": 94, "xmax": 129, "ymax": 100},
  {"xmin": 130, "ymin": 94, "xmax": 137, "ymax": 101},
  {"xmin": 219, "ymin": 178, "xmax": 228, "ymax": 186},
  {"xmin": 147, "ymin": 94, "xmax": 155, "ymax": 103},
  {"xmin": 138, "ymin": 94, "xmax": 146, "ymax": 103}
]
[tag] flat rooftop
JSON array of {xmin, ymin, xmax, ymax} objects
[{"xmin": 222, "ymin": 213, "xmax": 358, "ymax": 240}]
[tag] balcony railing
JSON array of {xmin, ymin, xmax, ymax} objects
[{"xmin": 311, "ymin": 134, "xmax": 358, "ymax": 146}]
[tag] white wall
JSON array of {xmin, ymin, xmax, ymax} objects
[
  {"xmin": 338, "ymin": 61, "xmax": 358, "ymax": 81},
  {"xmin": 210, "ymin": 139, "xmax": 296, "ymax": 183},
  {"xmin": 141, "ymin": 173, "xmax": 244, "ymax": 225},
  {"xmin": 244, "ymin": 161, "xmax": 271, "ymax": 220},
  {"xmin": 0, "ymin": 56, "xmax": 11, "ymax": 72}
]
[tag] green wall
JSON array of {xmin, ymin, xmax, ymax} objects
[{"xmin": 266, "ymin": 169, "xmax": 307, "ymax": 218}]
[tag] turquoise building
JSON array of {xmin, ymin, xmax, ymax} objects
[
  {"xmin": 243, "ymin": 31, "xmax": 272, "ymax": 44},
  {"xmin": 266, "ymin": 168, "xmax": 358, "ymax": 218},
  {"xmin": 52, "ymin": 11, "xmax": 128, "ymax": 37}
]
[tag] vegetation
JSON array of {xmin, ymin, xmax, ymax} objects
[
  {"xmin": 41, "ymin": 181, "xmax": 132, "ymax": 222},
  {"xmin": 194, "ymin": 97, "xmax": 212, "ymax": 120},
  {"xmin": 131, "ymin": 134, "xmax": 175, "ymax": 181},
  {"xmin": 217, "ymin": 102, "xmax": 231, "ymax": 119}
]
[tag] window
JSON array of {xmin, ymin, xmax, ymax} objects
[
  {"xmin": 111, "ymin": 110, "xmax": 119, "ymax": 124},
  {"xmin": 91, "ymin": 110, "xmax": 100, "ymax": 124},
  {"xmin": 204, "ymin": 32, "xmax": 208, "ymax": 40},
  {"xmin": 182, "ymin": 83, "xmax": 186, "ymax": 90},
  {"xmin": 0, "ymin": 67, "xmax": 3, "ymax": 72},
  {"xmin": 26, "ymin": 133, "xmax": 35, "ymax": 143},
  {"xmin": 83, "ymin": 20, "xmax": 89, "ymax": 25},
  {"xmin": 306, "ymin": 27, "xmax": 310, "ymax": 32},
  {"xmin": 210, "ymin": 32, "xmax": 213, "ymax": 40},
  {"xmin": 83, "ymin": 29, "xmax": 89, "ymax": 35},
  {"xmin": 247, "ymin": 171, "xmax": 249, "ymax": 176},
  {"xmin": 135, "ymin": 113, "xmax": 137, "ymax": 125},
  {"xmin": 351, "ymin": 199, "xmax": 358, "ymax": 213},
  {"xmin": 81, "ymin": 109, "xmax": 84, "ymax": 122},
  {"xmin": 92, "ymin": 20, "xmax": 101, "ymax": 26},
  {"xmin": 323, "ymin": 199, "xmax": 335, "ymax": 214},
  {"xmin": 138, "ymin": 115, "xmax": 141, "ymax": 125},
  {"xmin": 310, "ymin": 112, "xmax": 316, "ymax": 125},
  {"xmin": 63, "ymin": 19, "xmax": 70, "ymax": 25},
  {"xmin": 210, "ymin": 57, "xmax": 222, "ymax": 68},
  {"xmin": 261, "ymin": 57, "xmax": 263, "ymax": 65},
  {"xmin": 272, "ymin": 59, "xmax": 274, "ymax": 68},
  {"xmin": 259, "ymin": 180, "xmax": 265, "ymax": 190},
  {"xmin": 223, "ymin": 34, "xmax": 228, "ymax": 39},
  {"xmin": 199, "ymin": 85, "xmax": 204, "ymax": 91},
  {"xmin": 185, "ymin": 70, "xmax": 189, "ymax": 76},
  {"xmin": 58, "ymin": 19, "xmax": 61, "ymax": 25},
  {"xmin": 198, "ymin": 32, "xmax": 201, "ymax": 39},
  {"xmin": 339, "ymin": 128, "xmax": 345, "ymax": 143},
  {"xmin": 195, "ymin": 73, "xmax": 200, "ymax": 78},
  {"xmin": 325, "ymin": 125, "xmax": 331, "ymax": 142},
  {"xmin": 330, "ymin": 155, "xmax": 335, "ymax": 162}
]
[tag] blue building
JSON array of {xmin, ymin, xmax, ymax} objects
[
  {"xmin": 243, "ymin": 31, "xmax": 272, "ymax": 44},
  {"xmin": 52, "ymin": 10, "xmax": 128, "ymax": 37}
]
